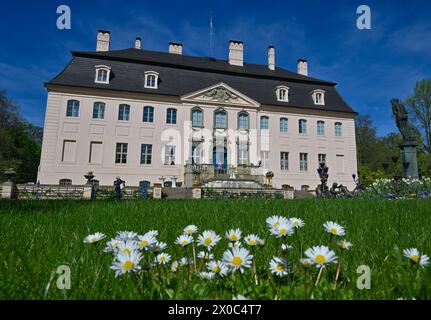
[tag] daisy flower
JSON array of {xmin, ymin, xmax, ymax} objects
[
  {"xmin": 103, "ymin": 238, "xmax": 122, "ymax": 253},
  {"xmin": 137, "ymin": 234, "xmax": 156, "ymax": 250},
  {"xmin": 170, "ymin": 261, "xmax": 179, "ymax": 273},
  {"xmin": 270, "ymin": 222, "xmax": 294, "ymax": 238},
  {"xmin": 144, "ymin": 230, "xmax": 159, "ymax": 238},
  {"xmin": 110, "ymin": 251, "xmax": 142, "ymax": 277},
  {"xmin": 83, "ymin": 232, "xmax": 105, "ymax": 244},
  {"xmin": 199, "ymin": 272, "xmax": 215, "ymax": 280},
  {"xmin": 338, "ymin": 240, "xmax": 353, "ymax": 250},
  {"xmin": 156, "ymin": 252, "xmax": 171, "ymax": 265},
  {"xmin": 226, "ymin": 228, "xmax": 242, "ymax": 242},
  {"xmin": 207, "ymin": 260, "xmax": 229, "ymax": 277},
  {"xmin": 244, "ymin": 234, "xmax": 262, "ymax": 247},
  {"xmin": 197, "ymin": 251, "xmax": 214, "ymax": 260},
  {"xmin": 305, "ymin": 246, "xmax": 338, "ymax": 268},
  {"xmin": 269, "ymin": 257, "xmax": 288, "ymax": 277},
  {"xmin": 175, "ymin": 234, "xmax": 194, "ymax": 247},
  {"xmin": 117, "ymin": 240, "xmax": 139, "ymax": 255},
  {"xmin": 266, "ymin": 215, "xmax": 288, "ymax": 229},
  {"xmin": 403, "ymin": 248, "xmax": 430, "ymax": 268},
  {"xmin": 179, "ymin": 257, "xmax": 193, "ymax": 266},
  {"xmin": 281, "ymin": 243, "xmax": 292, "ymax": 251},
  {"xmin": 289, "ymin": 218, "xmax": 305, "ymax": 228},
  {"xmin": 183, "ymin": 225, "xmax": 198, "ymax": 235},
  {"xmin": 197, "ymin": 230, "xmax": 221, "ymax": 249},
  {"xmin": 116, "ymin": 231, "xmax": 138, "ymax": 241},
  {"xmin": 222, "ymin": 247, "xmax": 253, "ymax": 271},
  {"xmin": 228, "ymin": 241, "xmax": 243, "ymax": 249},
  {"xmin": 151, "ymin": 241, "xmax": 167, "ymax": 253},
  {"xmin": 323, "ymin": 221, "xmax": 345, "ymax": 236}
]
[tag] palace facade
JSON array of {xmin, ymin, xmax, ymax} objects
[{"xmin": 37, "ymin": 30, "xmax": 358, "ymax": 190}]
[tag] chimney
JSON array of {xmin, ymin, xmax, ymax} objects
[
  {"xmin": 268, "ymin": 45, "xmax": 275, "ymax": 70},
  {"xmin": 135, "ymin": 37, "xmax": 142, "ymax": 49},
  {"xmin": 297, "ymin": 59, "xmax": 308, "ymax": 76},
  {"xmin": 96, "ymin": 30, "xmax": 110, "ymax": 52},
  {"xmin": 169, "ymin": 42, "xmax": 183, "ymax": 55},
  {"xmin": 229, "ymin": 40, "xmax": 243, "ymax": 66}
]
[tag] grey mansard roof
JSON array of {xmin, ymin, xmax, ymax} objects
[{"xmin": 47, "ymin": 48, "xmax": 356, "ymax": 114}]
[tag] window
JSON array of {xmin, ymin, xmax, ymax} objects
[
  {"xmin": 280, "ymin": 152, "xmax": 289, "ymax": 171},
  {"xmin": 260, "ymin": 116, "xmax": 269, "ymax": 130},
  {"xmin": 335, "ymin": 122, "xmax": 343, "ymax": 137},
  {"xmin": 238, "ymin": 112, "xmax": 249, "ymax": 130},
  {"xmin": 191, "ymin": 108, "xmax": 203, "ymax": 127},
  {"xmin": 192, "ymin": 143, "xmax": 202, "ymax": 164},
  {"xmin": 140, "ymin": 144, "xmax": 152, "ymax": 165},
  {"xmin": 276, "ymin": 86, "xmax": 289, "ymax": 102},
  {"xmin": 238, "ymin": 143, "xmax": 249, "ymax": 165},
  {"xmin": 92, "ymin": 102, "xmax": 106, "ymax": 119},
  {"xmin": 95, "ymin": 65, "xmax": 111, "ymax": 84},
  {"xmin": 115, "ymin": 143, "xmax": 128, "ymax": 164},
  {"xmin": 317, "ymin": 120, "xmax": 325, "ymax": 136},
  {"xmin": 118, "ymin": 104, "xmax": 130, "ymax": 121},
  {"xmin": 143, "ymin": 106, "xmax": 154, "ymax": 123},
  {"xmin": 166, "ymin": 108, "xmax": 177, "ymax": 124},
  {"xmin": 59, "ymin": 179, "xmax": 72, "ymax": 186},
  {"xmin": 280, "ymin": 118, "xmax": 288, "ymax": 133},
  {"xmin": 66, "ymin": 100, "xmax": 80, "ymax": 117},
  {"xmin": 312, "ymin": 89, "xmax": 325, "ymax": 105},
  {"xmin": 165, "ymin": 145, "xmax": 176, "ymax": 165},
  {"xmin": 260, "ymin": 151, "xmax": 269, "ymax": 170},
  {"xmin": 299, "ymin": 119, "xmax": 307, "ymax": 134},
  {"xmin": 318, "ymin": 153, "xmax": 326, "ymax": 166},
  {"xmin": 61, "ymin": 140, "xmax": 76, "ymax": 163},
  {"xmin": 300, "ymin": 153, "xmax": 308, "ymax": 171},
  {"xmin": 214, "ymin": 109, "xmax": 227, "ymax": 129},
  {"xmin": 144, "ymin": 71, "xmax": 159, "ymax": 89},
  {"xmin": 89, "ymin": 141, "xmax": 103, "ymax": 164}
]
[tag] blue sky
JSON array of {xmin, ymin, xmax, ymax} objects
[{"xmin": 1, "ymin": 0, "xmax": 430, "ymax": 136}]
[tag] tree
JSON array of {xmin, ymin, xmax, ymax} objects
[{"xmin": 405, "ymin": 79, "xmax": 431, "ymax": 153}]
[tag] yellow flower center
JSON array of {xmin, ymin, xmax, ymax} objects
[
  {"xmin": 159, "ymin": 257, "xmax": 166, "ymax": 262},
  {"xmin": 187, "ymin": 229, "xmax": 193, "ymax": 234},
  {"xmin": 204, "ymin": 238, "xmax": 212, "ymax": 246},
  {"xmin": 140, "ymin": 240, "xmax": 149, "ymax": 247},
  {"xmin": 232, "ymin": 256, "xmax": 243, "ymax": 266},
  {"xmin": 315, "ymin": 255, "xmax": 326, "ymax": 264},
  {"xmin": 411, "ymin": 255, "xmax": 420, "ymax": 263},
  {"xmin": 341, "ymin": 243, "xmax": 347, "ymax": 249},
  {"xmin": 113, "ymin": 241, "xmax": 121, "ymax": 247},
  {"xmin": 248, "ymin": 239, "xmax": 256, "ymax": 246},
  {"xmin": 230, "ymin": 234, "xmax": 238, "ymax": 241},
  {"xmin": 294, "ymin": 221, "xmax": 299, "ymax": 225},
  {"xmin": 276, "ymin": 264, "xmax": 284, "ymax": 271},
  {"xmin": 213, "ymin": 266, "xmax": 221, "ymax": 273},
  {"xmin": 274, "ymin": 222, "xmax": 280, "ymax": 228},
  {"xmin": 279, "ymin": 228, "xmax": 287, "ymax": 235},
  {"xmin": 329, "ymin": 228, "xmax": 337, "ymax": 234},
  {"xmin": 123, "ymin": 248, "xmax": 131, "ymax": 254},
  {"xmin": 123, "ymin": 260, "xmax": 134, "ymax": 270},
  {"xmin": 181, "ymin": 240, "xmax": 188, "ymax": 245}
]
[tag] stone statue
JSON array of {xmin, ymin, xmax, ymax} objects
[
  {"xmin": 391, "ymin": 99, "xmax": 416, "ymax": 142},
  {"xmin": 204, "ymin": 87, "xmax": 239, "ymax": 102}
]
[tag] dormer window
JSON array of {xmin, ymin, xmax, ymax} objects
[
  {"xmin": 312, "ymin": 89, "xmax": 325, "ymax": 105},
  {"xmin": 145, "ymin": 71, "xmax": 159, "ymax": 89},
  {"xmin": 275, "ymin": 86, "xmax": 289, "ymax": 102},
  {"xmin": 95, "ymin": 65, "xmax": 111, "ymax": 84}
]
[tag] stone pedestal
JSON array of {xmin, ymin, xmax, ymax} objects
[
  {"xmin": 1, "ymin": 182, "xmax": 14, "ymax": 199},
  {"xmin": 282, "ymin": 185, "xmax": 294, "ymax": 199},
  {"xmin": 192, "ymin": 187, "xmax": 202, "ymax": 199},
  {"xmin": 153, "ymin": 183, "xmax": 162, "ymax": 199},
  {"xmin": 400, "ymin": 141, "xmax": 419, "ymax": 179},
  {"xmin": 83, "ymin": 185, "xmax": 92, "ymax": 199}
]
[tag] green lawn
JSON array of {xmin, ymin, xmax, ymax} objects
[{"xmin": 0, "ymin": 199, "xmax": 430, "ymax": 300}]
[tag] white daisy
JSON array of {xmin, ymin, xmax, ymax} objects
[
  {"xmin": 137, "ymin": 234, "xmax": 157, "ymax": 250},
  {"xmin": 281, "ymin": 243, "xmax": 292, "ymax": 251},
  {"xmin": 156, "ymin": 252, "xmax": 171, "ymax": 265},
  {"xmin": 179, "ymin": 257, "xmax": 193, "ymax": 266},
  {"xmin": 170, "ymin": 261, "xmax": 179, "ymax": 273},
  {"xmin": 289, "ymin": 218, "xmax": 305, "ymax": 228},
  {"xmin": 197, "ymin": 251, "xmax": 214, "ymax": 260},
  {"xmin": 226, "ymin": 228, "xmax": 242, "ymax": 242},
  {"xmin": 222, "ymin": 247, "xmax": 253, "ymax": 271},
  {"xmin": 270, "ymin": 222, "xmax": 294, "ymax": 238},
  {"xmin": 244, "ymin": 234, "xmax": 262, "ymax": 247},
  {"xmin": 83, "ymin": 232, "xmax": 105, "ymax": 244},
  {"xmin": 116, "ymin": 231, "xmax": 138, "ymax": 241},
  {"xmin": 175, "ymin": 234, "xmax": 194, "ymax": 247},
  {"xmin": 266, "ymin": 215, "xmax": 289, "ymax": 229},
  {"xmin": 305, "ymin": 246, "xmax": 338, "ymax": 268},
  {"xmin": 110, "ymin": 251, "xmax": 142, "ymax": 277},
  {"xmin": 228, "ymin": 241, "xmax": 243, "ymax": 249},
  {"xmin": 197, "ymin": 230, "xmax": 221, "ymax": 249},
  {"xmin": 103, "ymin": 238, "xmax": 123, "ymax": 253},
  {"xmin": 269, "ymin": 256, "xmax": 288, "ymax": 277},
  {"xmin": 199, "ymin": 272, "xmax": 215, "ymax": 280},
  {"xmin": 207, "ymin": 260, "xmax": 229, "ymax": 277},
  {"xmin": 151, "ymin": 241, "xmax": 167, "ymax": 253},
  {"xmin": 183, "ymin": 225, "xmax": 198, "ymax": 235},
  {"xmin": 323, "ymin": 221, "xmax": 345, "ymax": 236},
  {"xmin": 117, "ymin": 240, "xmax": 139, "ymax": 255},
  {"xmin": 338, "ymin": 240, "xmax": 353, "ymax": 250},
  {"xmin": 144, "ymin": 230, "xmax": 159, "ymax": 238},
  {"xmin": 403, "ymin": 248, "xmax": 430, "ymax": 267}
]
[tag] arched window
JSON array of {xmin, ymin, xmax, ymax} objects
[
  {"xmin": 214, "ymin": 109, "xmax": 227, "ymax": 129},
  {"xmin": 238, "ymin": 112, "xmax": 249, "ymax": 130},
  {"xmin": 95, "ymin": 65, "xmax": 111, "ymax": 84},
  {"xmin": 191, "ymin": 107, "xmax": 203, "ymax": 127},
  {"xmin": 166, "ymin": 108, "xmax": 177, "ymax": 124},
  {"xmin": 59, "ymin": 179, "xmax": 72, "ymax": 186},
  {"xmin": 317, "ymin": 120, "xmax": 325, "ymax": 136},
  {"xmin": 260, "ymin": 116, "xmax": 269, "ymax": 130},
  {"xmin": 66, "ymin": 100, "xmax": 80, "ymax": 117},
  {"xmin": 143, "ymin": 106, "xmax": 154, "ymax": 123},
  {"xmin": 118, "ymin": 104, "xmax": 131, "ymax": 121},
  {"xmin": 312, "ymin": 89, "xmax": 325, "ymax": 105},
  {"xmin": 92, "ymin": 102, "xmax": 106, "ymax": 119},
  {"xmin": 299, "ymin": 119, "xmax": 307, "ymax": 134},
  {"xmin": 275, "ymin": 86, "xmax": 289, "ymax": 102},
  {"xmin": 280, "ymin": 117, "xmax": 288, "ymax": 132},
  {"xmin": 144, "ymin": 71, "xmax": 159, "ymax": 89},
  {"xmin": 335, "ymin": 122, "xmax": 343, "ymax": 137}
]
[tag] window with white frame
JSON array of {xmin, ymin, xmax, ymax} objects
[
  {"xmin": 298, "ymin": 119, "xmax": 307, "ymax": 134},
  {"xmin": 214, "ymin": 109, "xmax": 227, "ymax": 129},
  {"xmin": 192, "ymin": 142, "xmax": 202, "ymax": 164},
  {"xmin": 280, "ymin": 152, "xmax": 289, "ymax": 171},
  {"xmin": 165, "ymin": 145, "xmax": 176, "ymax": 165},
  {"xmin": 260, "ymin": 116, "xmax": 269, "ymax": 130},
  {"xmin": 276, "ymin": 86, "xmax": 289, "ymax": 102},
  {"xmin": 191, "ymin": 107, "xmax": 203, "ymax": 127},
  {"xmin": 238, "ymin": 112, "xmax": 249, "ymax": 130},
  {"xmin": 335, "ymin": 122, "xmax": 343, "ymax": 137},
  {"xmin": 318, "ymin": 153, "xmax": 326, "ymax": 166},
  {"xmin": 140, "ymin": 144, "xmax": 152, "ymax": 165},
  {"xmin": 280, "ymin": 117, "xmax": 288, "ymax": 133},
  {"xmin": 166, "ymin": 108, "xmax": 177, "ymax": 124},
  {"xmin": 115, "ymin": 143, "xmax": 128, "ymax": 164},
  {"xmin": 66, "ymin": 100, "xmax": 80, "ymax": 117},
  {"xmin": 312, "ymin": 90, "xmax": 325, "ymax": 105},
  {"xmin": 92, "ymin": 102, "xmax": 105, "ymax": 119},
  {"xmin": 300, "ymin": 153, "xmax": 308, "ymax": 171},
  {"xmin": 238, "ymin": 143, "xmax": 249, "ymax": 165},
  {"xmin": 95, "ymin": 65, "xmax": 111, "ymax": 84},
  {"xmin": 317, "ymin": 120, "xmax": 325, "ymax": 136},
  {"xmin": 118, "ymin": 104, "xmax": 130, "ymax": 121},
  {"xmin": 144, "ymin": 71, "xmax": 159, "ymax": 89},
  {"xmin": 260, "ymin": 151, "xmax": 269, "ymax": 171},
  {"xmin": 143, "ymin": 106, "xmax": 154, "ymax": 123}
]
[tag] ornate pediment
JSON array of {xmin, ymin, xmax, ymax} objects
[{"xmin": 181, "ymin": 82, "xmax": 260, "ymax": 108}]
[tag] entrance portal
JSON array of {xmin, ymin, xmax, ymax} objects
[{"xmin": 213, "ymin": 146, "xmax": 227, "ymax": 175}]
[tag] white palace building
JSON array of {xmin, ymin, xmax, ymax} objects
[{"xmin": 37, "ymin": 30, "xmax": 358, "ymax": 190}]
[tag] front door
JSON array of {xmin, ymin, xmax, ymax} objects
[{"xmin": 213, "ymin": 146, "xmax": 227, "ymax": 175}]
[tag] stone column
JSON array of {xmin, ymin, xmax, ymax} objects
[
  {"xmin": 153, "ymin": 183, "xmax": 162, "ymax": 199},
  {"xmin": 184, "ymin": 162, "xmax": 194, "ymax": 188},
  {"xmin": 83, "ymin": 184, "xmax": 92, "ymax": 200},
  {"xmin": 400, "ymin": 141, "xmax": 419, "ymax": 179}
]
